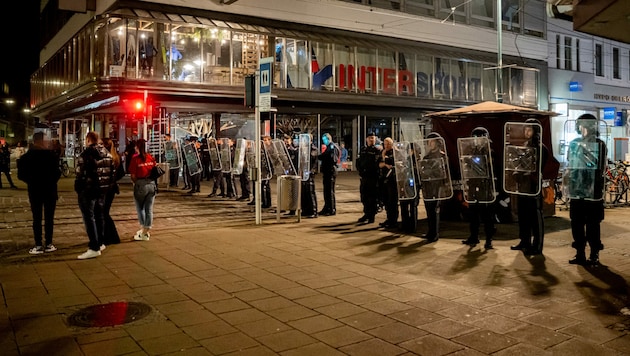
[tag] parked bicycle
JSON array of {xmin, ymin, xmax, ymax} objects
[
  {"xmin": 59, "ymin": 158, "xmax": 70, "ymax": 178},
  {"xmin": 604, "ymin": 160, "xmax": 630, "ymax": 206},
  {"xmin": 554, "ymin": 172, "xmax": 568, "ymax": 207}
]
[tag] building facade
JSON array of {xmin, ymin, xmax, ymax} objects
[
  {"xmin": 31, "ymin": 0, "xmax": 549, "ymax": 163},
  {"xmin": 547, "ymin": 17, "xmax": 630, "ymax": 165}
]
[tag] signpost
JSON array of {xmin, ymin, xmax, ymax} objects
[{"xmin": 255, "ymin": 57, "xmax": 274, "ymax": 224}]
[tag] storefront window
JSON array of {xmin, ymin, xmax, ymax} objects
[
  {"xmin": 170, "ymin": 25, "xmax": 202, "ymax": 82},
  {"xmin": 356, "ymin": 47, "xmax": 377, "ymax": 93},
  {"xmin": 137, "ymin": 21, "xmax": 160, "ymax": 79},
  {"xmin": 467, "ymin": 62, "xmax": 483, "ymax": 102},
  {"xmin": 399, "ymin": 52, "xmax": 415, "ymax": 96},
  {"xmin": 449, "ymin": 60, "xmax": 468, "ymax": 101},
  {"xmin": 126, "ymin": 19, "xmax": 139, "ymax": 78},
  {"xmin": 377, "ymin": 49, "xmax": 396, "ymax": 95},
  {"xmin": 470, "ymin": 0, "xmax": 494, "ymax": 28},
  {"xmin": 312, "ymin": 42, "xmax": 334, "ymax": 90},
  {"xmin": 415, "ymin": 54, "xmax": 433, "ymax": 98},
  {"xmin": 274, "ymin": 38, "xmax": 286, "ymax": 88},
  {"xmin": 94, "ymin": 20, "xmax": 106, "ymax": 77},
  {"xmin": 406, "ymin": 0, "xmax": 435, "ymax": 17},
  {"xmin": 335, "ymin": 44, "xmax": 357, "ymax": 93},
  {"xmin": 285, "ymin": 39, "xmax": 310, "ymax": 89},
  {"xmin": 108, "ymin": 18, "xmax": 126, "ymax": 77},
  {"xmin": 439, "ymin": 0, "xmax": 465, "ymax": 25},
  {"xmin": 482, "ymin": 64, "xmax": 496, "ymax": 101}
]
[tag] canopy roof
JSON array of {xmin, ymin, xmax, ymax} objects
[{"xmin": 426, "ymin": 101, "xmax": 558, "ymax": 118}]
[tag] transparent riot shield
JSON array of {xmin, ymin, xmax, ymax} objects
[
  {"xmin": 182, "ymin": 142, "xmax": 202, "ymax": 176},
  {"xmin": 208, "ymin": 137, "xmax": 222, "ymax": 172},
  {"xmin": 268, "ymin": 138, "xmax": 297, "ymax": 176},
  {"xmin": 255, "ymin": 140, "xmax": 273, "ymax": 180},
  {"xmin": 298, "ymin": 133, "xmax": 311, "ymax": 181},
  {"xmin": 457, "ymin": 136, "xmax": 496, "ymax": 203},
  {"xmin": 219, "ymin": 138, "xmax": 232, "ymax": 174},
  {"xmin": 393, "ymin": 141, "xmax": 417, "ymax": 201},
  {"xmin": 503, "ymin": 122, "xmax": 542, "ymax": 196},
  {"xmin": 231, "ymin": 138, "xmax": 247, "ymax": 175},
  {"xmin": 163, "ymin": 139, "xmax": 181, "ymax": 170},
  {"xmin": 563, "ymin": 138, "xmax": 604, "ymax": 200},
  {"xmin": 413, "ymin": 136, "xmax": 453, "ymax": 201}
]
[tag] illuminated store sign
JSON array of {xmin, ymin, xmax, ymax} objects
[{"xmin": 337, "ymin": 64, "xmax": 482, "ymax": 100}]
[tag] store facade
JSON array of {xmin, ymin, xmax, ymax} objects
[
  {"xmin": 549, "ymin": 69, "xmax": 630, "ymax": 165},
  {"xmin": 31, "ymin": 4, "xmax": 547, "ymax": 165}
]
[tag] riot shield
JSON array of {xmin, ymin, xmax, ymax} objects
[
  {"xmin": 231, "ymin": 138, "xmax": 247, "ymax": 175},
  {"xmin": 254, "ymin": 140, "xmax": 273, "ymax": 180},
  {"xmin": 182, "ymin": 142, "xmax": 202, "ymax": 176},
  {"xmin": 393, "ymin": 141, "xmax": 417, "ymax": 201},
  {"xmin": 457, "ymin": 136, "xmax": 496, "ymax": 203},
  {"xmin": 503, "ymin": 122, "xmax": 542, "ymax": 196},
  {"xmin": 297, "ymin": 133, "xmax": 312, "ymax": 181},
  {"xmin": 219, "ymin": 138, "xmax": 232, "ymax": 174},
  {"xmin": 268, "ymin": 138, "xmax": 297, "ymax": 176},
  {"xmin": 208, "ymin": 137, "xmax": 222, "ymax": 172},
  {"xmin": 413, "ymin": 136, "xmax": 453, "ymax": 201},
  {"xmin": 563, "ymin": 138, "xmax": 604, "ymax": 200},
  {"xmin": 163, "ymin": 140, "xmax": 181, "ymax": 170}
]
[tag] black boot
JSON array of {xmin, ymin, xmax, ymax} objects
[
  {"xmin": 589, "ymin": 250, "xmax": 600, "ymax": 265},
  {"xmin": 569, "ymin": 251, "xmax": 587, "ymax": 265}
]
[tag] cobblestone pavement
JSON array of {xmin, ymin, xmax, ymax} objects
[{"xmin": 2, "ymin": 169, "xmax": 630, "ymax": 355}]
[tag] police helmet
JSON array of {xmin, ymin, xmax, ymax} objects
[
  {"xmin": 471, "ymin": 127, "xmax": 489, "ymax": 138},
  {"xmin": 575, "ymin": 113, "xmax": 598, "ymax": 135}
]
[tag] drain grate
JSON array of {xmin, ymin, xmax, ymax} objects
[{"xmin": 68, "ymin": 301, "xmax": 152, "ymax": 327}]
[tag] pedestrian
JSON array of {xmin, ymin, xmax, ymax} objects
[
  {"xmin": 187, "ymin": 136, "xmax": 201, "ymax": 194},
  {"xmin": 340, "ymin": 142, "xmax": 348, "ymax": 163},
  {"xmin": 356, "ymin": 132, "xmax": 381, "ymax": 223},
  {"xmin": 258, "ymin": 136, "xmax": 273, "ymax": 208},
  {"xmin": 566, "ymin": 114, "xmax": 607, "ymax": 265},
  {"xmin": 208, "ymin": 137, "xmax": 226, "ymax": 197},
  {"xmin": 101, "ymin": 138, "xmax": 123, "ymax": 246},
  {"xmin": 129, "ymin": 138, "xmax": 158, "ymax": 241},
  {"xmin": 18, "ymin": 132, "xmax": 61, "ymax": 254},
  {"xmin": 460, "ymin": 127, "xmax": 496, "ymax": 249},
  {"xmin": 223, "ymin": 138, "xmax": 237, "ymax": 198},
  {"xmin": 318, "ymin": 133, "xmax": 339, "ymax": 216},
  {"xmin": 510, "ymin": 119, "xmax": 549, "ymax": 255},
  {"xmin": 200, "ymin": 136, "xmax": 212, "ymax": 181},
  {"xmin": 379, "ymin": 137, "xmax": 398, "ymax": 228},
  {"xmin": 75, "ymin": 131, "xmax": 114, "ymax": 259},
  {"xmin": 0, "ymin": 143, "xmax": 18, "ymax": 189}
]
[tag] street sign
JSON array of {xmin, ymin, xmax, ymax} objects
[{"xmin": 259, "ymin": 57, "xmax": 273, "ymax": 113}]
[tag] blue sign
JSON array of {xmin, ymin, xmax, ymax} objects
[
  {"xmin": 569, "ymin": 81, "xmax": 583, "ymax": 92},
  {"xmin": 259, "ymin": 61, "xmax": 271, "ymax": 94},
  {"xmin": 615, "ymin": 111, "xmax": 623, "ymax": 127},
  {"xmin": 603, "ymin": 107, "xmax": 616, "ymax": 120}
]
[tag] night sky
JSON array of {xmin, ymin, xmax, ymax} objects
[{"xmin": 0, "ymin": 1, "xmax": 40, "ymax": 104}]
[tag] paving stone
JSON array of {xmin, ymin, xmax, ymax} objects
[
  {"xmin": 288, "ymin": 314, "xmax": 343, "ymax": 334},
  {"xmin": 199, "ymin": 332, "xmax": 260, "ymax": 354},
  {"xmin": 399, "ymin": 334, "xmax": 465, "ymax": 355},
  {"xmin": 339, "ymin": 310, "xmax": 396, "ymax": 331},
  {"xmin": 312, "ymin": 325, "xmax": 371, "ymax": 348},
  {"xmin": 389, "ymin": 307, "xmax": 445, "ymax": 327},
  {"xmin": 505, "ymin": 324, "xmax": 571, "ymax": 349},
  {"xmin": 419, "ymin": 318, "xmax": 477, "ymax": 339},
  {"xmin": 452, "ymin": 329, "xmax": 518, "ymax": 354},
  {"xmin": 279, "ymin": 341, "xmax": 346, "ymax": 356},
  {"xmin": 367, "ymin": 322, "xmax": 428, "ymax": 344},
  {"xmin": 138, "ymin": 332, "xmax": 199, "ymax": 354},
  {"xmin": 339, "ymin": 337, "xmax": 406, "ymax": 356},
  {"xmin": 257, "ymin": 329, "xmax": 317, "ymax": 352}
]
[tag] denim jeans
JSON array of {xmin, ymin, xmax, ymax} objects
[
  {"xmin": 134, "ymin": 179, "xmax": 156, "ymax": 228},
  {"xmin": 78, "ymin": 192, "xmax": 105, "ymax": 251}
]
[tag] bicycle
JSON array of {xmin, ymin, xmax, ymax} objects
[
  {"xmin": 59, "ymin": 158, "xmax": 70, "ymax": 178},
  {"xmin": 554, "ymin": 172, "xmax": 568, "ymax": 206},
  {"xmin": 604, "ymin": 160, "xmax": 630, "ymax": 206}
]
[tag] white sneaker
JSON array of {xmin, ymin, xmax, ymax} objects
[
  {"xmin": 77, "ymin": 249, "xmax": 101, "ymax": 260},
  {"xmin": 100, "ymin": 244, "xmax": 107, "ymax": 251},
  {"xmin": 133, "ymin": 230, "xmax": 143, "ymax": 241},
  {"xmin": 45, "ymin": 244, "xmax": 57, "ymax": 252},
  {"xmin": 134, "ymin": 231, "xmax": 150, "ymax": 241},
  {"xmin": 29, "ymin": 246, "xmax": 44, "ymax": 255}
]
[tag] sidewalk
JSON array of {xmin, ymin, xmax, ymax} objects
[{"xmin": 2, "ymin": 171, "xmax": 630, "ymax": 355}]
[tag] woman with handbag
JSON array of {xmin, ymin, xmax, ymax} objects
[
  {"xmin": 128, "ymin": 138, "xmax": 157, "ymax": 241},
  {"xmin": 101, "ymin": 138, "xmax": 123, "ymax": 246}
]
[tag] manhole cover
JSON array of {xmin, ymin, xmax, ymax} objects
[{"xmin": 68, "ymin": 302, "xmax": 152, "ymax": 327}]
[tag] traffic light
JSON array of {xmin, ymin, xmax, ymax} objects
[
  {"xmin": 122, "ymin": 97, "xmax": 147, "ymax": 118},
  {"xmin": 245, "ymin": 75, "xmax": 255, "ymax": 108}
]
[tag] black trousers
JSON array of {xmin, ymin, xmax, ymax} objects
[
  {"xmin": 570, "ymin": 199, "xmax": 604, "ymax": 254},
  {"xmin": 301, "ymin": 176, "xmax": 317, "ymax": 216},
  {"xmin": 102, "ymin": 187, "xmax": 120, "ymax": 245},
  {"xmin": 400, "ymin": 198, "xmax": 418, "ymax": 233},
  {"xmin": 468, "ymin": 202, "xmax": 494, "ymax": 242},
  {"xmin": 517, "ymin": 195, "xmax": 544, "ymax": 251},
  {"xmin": 322, "ymin": 173, "xmax": 336, "ymax": 213},
  {"xmin": 424, "ymin": 199, "xmax": 440, "ymax": 238},
  {"xmin": 28, "ymin": 190, "xmax": 57, "ymax": 246},
  {"xmin": 360, "ymin": 177, "xmax": 379, "ymax": 219}
]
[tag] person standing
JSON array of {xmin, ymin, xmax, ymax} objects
[
  {"xmin": 510, "ymin": 119, "xmax": 549, "ymax": 255},
  {"xmin": 101, "ymin": 138, "xmax": 123, "ymax": 246},
  {"xmin": 163, "ymin": 134, "xmax": 179, "ymax": 187},
  {"xmin": 129, "ymin": 138, "xmax": 157, "ymax": 241},
  {"xmin": 420, "ymin": 133, "xmax": 449, "ymax": 242},
  {"xmin": 75, "ymin": 131, "xmax": 113, "ymax": 259},
  {"xmin": 0, "ymin": 143, "xmax": 18, "ymax": 189},
  {"xmin": 461, "ymin": 127, "xmax": 496, "ymax": 249},
  {"xmin": 300, "ymin": 134, "xmax": 319, "ymax": 218},
  {"xmin": 18, "ymin": 133, "xmax": 61, "ymax": 254},
  {"xmin": 379, "ymin": 137, "xmax": 398, "ymax": 228},
  {"xmin": 566, "ymin": 114, "xmax": 607, "ymax": 265},
  {"xmin": 318, "ymin": 133, "xmax": 339, "ymax": 216},
  {"xmin": 356, "ymin": 132, "xmax": 381, "ymax": 223}
]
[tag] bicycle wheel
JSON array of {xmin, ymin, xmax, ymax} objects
[
  {"xmin": 61, "ymin": 162, "xmax": 70, "ymax": 177},
  {"xmin": 605, "ymin": 179, "xmax": 622, "ymax": 205},
  {"xmin": 554, "ymin": 181, "xmax": 566, "ymax": 205}
]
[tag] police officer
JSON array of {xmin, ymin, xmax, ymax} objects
[
  {"xmin": 318, "ymin": 133, "xmax": 339, "ymax": 216},
  {"xmin": 510, "ymin": 119, "xmax": 549, "ymax": 255},
  {"xmin": 356, "ymin": 132, "xmax": 381, "ymax": 223},
  {"xmin": 566, "ymin": 114, "xmax": 607, "ymax": 265}
]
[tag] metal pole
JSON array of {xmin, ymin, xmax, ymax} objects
[
  {"xmin": 497, "ymin": 0, "xmax": 503, "ymax": 103},
  {"xmin": 255, "ymin": 70, "xmax": 262, "ymax": 225}
]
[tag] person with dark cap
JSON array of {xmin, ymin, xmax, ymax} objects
[
  {"xmin": 566, "ymin": 113, "xmax": 607, "ymax": 265},
  {"xmin": 379, "ymin": 137, "xmax": 398, "ymax": 228},
  {"xmin": 510, "ymin": 119, "xmax": 549, "ymax": 255},
  {"xmin": 318, "ymin": 133, "xmax": 340, "ymax": 216},
  {"xmin": 420, "ymin": 133, "xmax": 449, "ymax": 242},
  {"xmin": 356, "ymin": 132, "xmax": 381, "ymax": 223},
  {"xmin": 461, "ymin": 127, "xmax": 496, "ymax": 249}
]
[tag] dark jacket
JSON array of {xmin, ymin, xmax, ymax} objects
[
  {"xmin": 75, "ymin": 144, "xmax": 114, "ymax": 198},
  {"xmin": 357, "ymin": 145, "xmax": 380, "ymax": 179},
  {"xmin": 318, "ymin": 143, "xmax": 338, "ymax": 175},
  {"xmin": 17, "ymin": 147, "xmax": 61, "ymax": 194}
]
